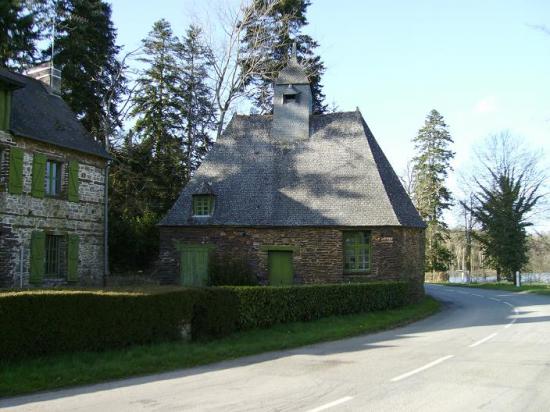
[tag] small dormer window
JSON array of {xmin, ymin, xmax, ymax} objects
[{"xmin": 193, "ymin": 194, "xmax": 214, "ymax": 216}]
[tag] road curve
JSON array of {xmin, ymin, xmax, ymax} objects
[{"xmin": 2, "ymin": 285, "xmax": 550, "ymax": 412}]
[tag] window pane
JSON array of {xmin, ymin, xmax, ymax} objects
[
  {"xmin": 343, "ymin": 231, "xmax": 371, "ymax": 272},
  {"xmin": 45, "ymin": 161, "xmax": 62, "ymax": 196},
  {"xmin": 193, "ymin": 195, "xmax": 213, "ymax": 216}
]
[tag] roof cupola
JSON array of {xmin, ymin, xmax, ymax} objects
[{"xmin": 272, "ymin": 44, "xmax": 312, "ymax": 142}]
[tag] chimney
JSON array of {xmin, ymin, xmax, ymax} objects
[{"xmin": 24, "ymin": 62, "xmax": 61, "ymax": 95}]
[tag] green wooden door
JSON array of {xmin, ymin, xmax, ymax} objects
[
  {"xmin": 268, "ymin": 251, "xmax": 293, "ymax": 285},
  {"xmin": 180, "ymin": 247, "xmax": 209, "ymax": 286}
]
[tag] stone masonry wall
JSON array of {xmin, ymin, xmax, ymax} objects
[
  {"xmin": 158, "ymin": 226, "xmax": 425, "ymax": 293},
  {"xmin": 0, "ymin": 131, "xmax": 106, "ymax": 287}
]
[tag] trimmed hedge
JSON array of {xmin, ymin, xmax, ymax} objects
[
  {"xmin": 0, "ymin": 282, "xmax": 411, "ymax": 360},
  {"xmin": 229, "ymin": 282, "xmax": 410, "ymax": 330},
  {"xmin": 0, "ymin": 289, "xmax": 237, "ymax": 361}
]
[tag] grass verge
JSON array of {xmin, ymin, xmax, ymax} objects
[
  {"xmin": 434, "ymin": 282, "xmax": 550, "ymax": 296},
  {"xmin": 0, "ymin": 296, "xmax": 439, "ymax": 398}
]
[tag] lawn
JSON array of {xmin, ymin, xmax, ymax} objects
[
  {"xmin": 435, "ymin": 282, "xmax": 550, "ymax": 296},
  {"xmin": 0, "ymin": 296, "xmax": 439, "ymax": 398}
]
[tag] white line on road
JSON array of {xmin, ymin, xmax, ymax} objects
[
  {"xmin": 490, "ymin": 297, "xmax": 501, "ymax": 302},
  {"xmin": 306, "ymin": 396, "xmax": 354, "ymax": 412},
  {"xmin": 472, "ymin": 294, "xmax": 484, "ymax": 297},
  {"xmin": 390, "ymin": 355, "xmax": 454, "ymax": 382},
  {"xmin": 501, "ymin": 301, "xmax": 519, "ymax": 328},
  {"xmin": 469, "ymin": 333, "xmax": 498, "ymax": 348},
  {"xmin": 504, "ymin": 318, "xmax": 517, "ymax": 328}
]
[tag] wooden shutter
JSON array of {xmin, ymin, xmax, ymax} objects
[
  {"xmin": 0, "ymin": 90, "xmax": 10, "ymax": 130},
  {"xmin": 68, "ymin": 160, "xmax": 79, "ymax": 202},
  {"xmin": 67, "ymin": 234, "xmax": 79, "ymax": 282},
  {"xmin": 31, "ymin": 153, "xmax": 46, "ymax": 198},
  {"xmin": 30, "ymin": 231, "xmax": 46, "ymax": 284},
  {"xmin": 8, "ymin": 147, "xmax": 24, "ymax": 194}
]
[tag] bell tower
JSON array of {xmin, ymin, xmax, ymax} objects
[{"xmin": 272, "ymin": 44, "xmax": 312, "ymax": 142}]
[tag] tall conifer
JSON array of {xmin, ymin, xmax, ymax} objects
[
  {"xmin": 130, "ymin": 19, "xmax": 187, "ymax": 215},
  {"xmin": 0, "ymin": 0, "xmax": 40, "ymax": 68},
  {"xmin": 48, "ymin": 0, "xmax": 123, "ymax": 143},
  {"xmin": 412, "ymin": 109, "xmax": 455, "ymax": 272},
  {"xmin": 180, "ymin": 25, "xmax": 216, "ymax": 174}
]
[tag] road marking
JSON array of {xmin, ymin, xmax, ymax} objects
[
  {"xmin": 504, "ymin": 318, "xmax": 517, "ymax": 328},
  {"xmin": 390, "ymin": 355, "xmax": 454, "ymax": 382},
  {"xmin": 501, "ymin": 301, "xmax": 518, "ymax": 328},
  {"xmin": 472, "ymin": 293, "xmax": 483, "ymax": 297},
  {"xmin": 489, "ymin": 297, "xmax": 501, "ymax": 302},
  {"xmin": 469, "ymin": 333, "xmax": 498, "ymax": 347},
  {"xmin": 306, "ymin": 396, "xmax": 354, "ymax": 412}
]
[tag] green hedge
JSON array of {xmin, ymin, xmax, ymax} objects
[
  {"xmin": 228, "ymin": 282, "xmax": 410, "ymax": 330},
  {"xmin": 0, "ymin": 282, "xmax": 411, "ymax": 360},
  {"xmin": 0, "ymin": 289, "xmax": 237, "ymax": 360}
]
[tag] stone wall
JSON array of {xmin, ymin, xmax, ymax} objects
[
  {"xmin": 0, "ymin": 132, "xmax": 106, "ymax": 287},
  {"xmin": 158, "ymin": 226, "xmax": 425, "ymax": 293}
]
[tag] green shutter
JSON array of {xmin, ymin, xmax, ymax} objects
[
  {"xmin": 30, "ymin": 231, "xmax": 46, "ymax": 284},
  {"xmin": 8, "ymin": 147, "xmax": 24, "ymax": 194},
  {"xmin": 0, "ymin": 89, "xmax": 11, "ymax": 130},
  {"xmin": 68, "ymin": 160, "xmax": 79, "ymax": 202},
  {"xmin": 31, "ymin": 153, "xmax": 46, "ymax": 198},
  {"xmin": 67, "ymin": 234, "xmax": 79, "ymax": 282}
]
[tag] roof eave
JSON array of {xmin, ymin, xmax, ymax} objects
[{"xmin": 10, "ymin": 128, "xmax": 111, "ymax": 160}]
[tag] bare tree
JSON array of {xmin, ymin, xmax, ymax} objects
[
  {"xmin": 400, "ymin": 160, "xmax": 416, "ymax": 197},
  {"xmin": 204, "ymin": 0, "xmax": 292, "ymax": 139},
  {"xmin": 475, "ymin": 131, "xmax": 548, "ymax": 221}
]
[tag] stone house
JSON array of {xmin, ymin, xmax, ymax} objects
[
  {"xmin": 0, "ymin": 66, "xmax": 109, "ymax": 288},
  {"xmin": 158, "ymin": 55, "xmax": 426, "ymax": 293}
]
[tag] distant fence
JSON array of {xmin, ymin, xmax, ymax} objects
[{"xmin": 447, "ymin": 271, "xmax": 550, "ymax": 284}]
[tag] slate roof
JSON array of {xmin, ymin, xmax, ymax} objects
[
  {"xmin": 160, "ymin": 110, "xmax": 425, "ymax": 228},
  {"xmin": 275, "ymin": 58, "xmax": 310, "ymax": 85},
  {"xmin": 0, "ymin": 68, "xmax": 109, "ymax": 159}
]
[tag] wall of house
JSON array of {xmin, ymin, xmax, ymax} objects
[
  {"xmin": 158, "ymin": 226, "xmax": 425, "ymax": 294},
  {"xmin": 0, "ymin": 132, "xmax": 106, "ymax": 287}
]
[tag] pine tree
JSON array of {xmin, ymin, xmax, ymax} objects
[
  {"xmin": 468, "ymin": 170, "xmax": 541, "ymax": 281},
  {"xmin": 47, "ymin": 0, "xmax": 123, "ymax": 143},
  {"xmin": 412, "ymin": 109, "xmax": 455, "ymax": 273},
  {"xmin": 241, "ymin": 0, "xmax": 327, "ymax": 114},
  {"xmin": 0, "ymin": 0, "xmax": 40, "ymax": 68},
  {"xmin": 129, "ymin": 19, "xmax": 187, "ymax": 215},
  {"xmin": 179, "ymin": 25, "xmax": 216, "ymax": 174}
]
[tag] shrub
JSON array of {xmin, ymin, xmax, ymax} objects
[
  {"xmin": 228, "ymin": 282, "xmax": 410, "ymax": 330},
  {"xmin": 208, "ymin": 256, "xmax": 258, "ymax": 286},
  {"xmin": 191, "ymin": 288, "xmax": 239, "ymax": 340},
  {"xmin": 0, "ymin": 288, "xmax": 238, "ymax": 361}
]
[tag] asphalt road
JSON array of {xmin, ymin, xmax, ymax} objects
[{"xmin": 3, "ymin": 284, "xmax": 550, "ymax": 412}]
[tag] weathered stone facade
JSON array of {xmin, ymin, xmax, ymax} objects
[
  {"xmin": 0, "ymin": 131, "xmax": 106, "ymax": 287},
  {"xmin": 159, "ymin": 226, "xmax": 425, "ymax": 293}
]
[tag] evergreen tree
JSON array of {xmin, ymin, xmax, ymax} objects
[
  {"xmin": 179, "ymin": 25, "xmax": 216, "ymax": 173},
  {"xmin": 241, "ymin": 0, "xmax": 327, "ymax": 114},
  {"xmin": 129, "ymin": 19, "xmax": 186, "ymax": 215},
  {"xmin": 0, "ymin": 0, "xmax": 40, "ymax": 68},
  {"xmin": 47, "ymin": 0, "xmax": 123, "ymax": 143},
  {"xmin": 468, "ymin": 170, "xmax": 542, "ymax": 281},
  {"xmin": 109, "ymin": 22, "xmax": 217, "ymax": 272},
  {"xmin": 412, "ymin": 109, "xmax": 455, "ymax": 272}
]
